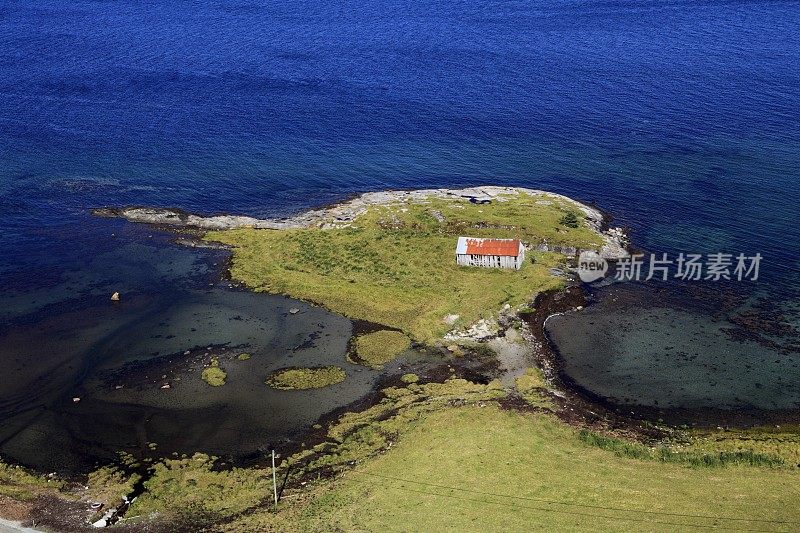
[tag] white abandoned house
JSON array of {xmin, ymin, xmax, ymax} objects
[{"xmin": 455, "ymin": 237, "xmax": 526, "ymax": 270}]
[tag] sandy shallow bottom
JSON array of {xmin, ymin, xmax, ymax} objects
[
  {"xmin": 0, "ymin": 233, "xmax": 418, "ymax": 473},
  {"xmin": 546, "ymin": 283, "xmax": 800, "ymax": 412}
]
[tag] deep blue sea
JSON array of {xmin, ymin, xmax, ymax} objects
[
  {"xmin": 1, "ymin": 0, "xmax": 799, "ymax": 470},
  {"xmin": 3, "ymin": 0, "xmax": 800, "ymax": 278}
]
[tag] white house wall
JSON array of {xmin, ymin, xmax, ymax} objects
[{"xmin": 456, "ymin": 254, "xmax": 522, "ymax": 270}]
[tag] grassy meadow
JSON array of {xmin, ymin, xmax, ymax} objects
[
  {"xmin": 221, "ymin": 381, "xmax": 799, "ymax": 532},
  {"xmin": 207, "ymin": 194, "xmax": 602, "ymax": 343}
]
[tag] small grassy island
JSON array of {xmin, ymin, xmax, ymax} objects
[
  {"xmin": 352, "ymin": 330, "xmax": 412, "ymax": 368},
  {"xmin": 206, "ymin": 190, "xmax": 604, "ymax": 344},
  {"xmin": 266, "ymin": 366, "xmax": 347, "ymax": 390}
]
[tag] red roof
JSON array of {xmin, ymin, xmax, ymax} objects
[{"xmin": 464, "ymin": 238, "xmax": 521, "ymax": 257}]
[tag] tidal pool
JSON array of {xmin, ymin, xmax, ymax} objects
[
  {"xmin": 0, "ymin": 228, "xmax": 411, "ymax": 473},
  {"xmin": 545, "ymin": 283, "xmax": 800, "ymax": 414}
]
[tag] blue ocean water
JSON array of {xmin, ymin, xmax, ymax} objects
[
  {"xmin": 0, "ymin": 0, "xmax": 799, "ymax": 467},
  {"xmin": 2, "ymin": 0, "xmax": 799, "ymax": 286}
]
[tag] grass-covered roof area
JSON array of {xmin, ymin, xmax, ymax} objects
[{"xmin": 207, "ymin": 193, "xmax": 602, "ymax": 343}]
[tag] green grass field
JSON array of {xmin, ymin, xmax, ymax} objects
[
  {"xmin": 207, "ymin": 194, "xmax": 601, "ymax": 343},
  {"xmin": 226, "ymin": 405, "xmax": 799, "ymax": 532}
]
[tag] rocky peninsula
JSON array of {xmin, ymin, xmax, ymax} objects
[
  {"xmin": 96, "ymin": 186, "xmax": 627, "ymax": 341},
  {"xmin": 94, "ymin": 186, "xmax": 629, "ymax": 259}
]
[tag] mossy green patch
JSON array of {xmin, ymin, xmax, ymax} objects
[
  {"xmin": 128, "ymin": 453, "xmax": 269, "ymax": 524},
  {"xmin": 266, "ymin": 366, "xmax": 346, "ymax": 390},
  {"xmin": 579, "ymin": 430, "xmax": 784, "ymax": 467},
  {"xmin": 677, "ymin": 426, "xmax": 800, "ymax": 466},
  {"xmin": 559, "ymin": 210, "xmax": 579, "ymax": 228},
  {"xmin": 0, "ymin": 461, "xmax": 64, "ymax": 501},
  {"xmin": 236, "ymin": 353, "xmax": 252, "ymax": 361},
  {"xmin": 201, "ymin": 357, "xmax": 226, "ymax": 386},
  {"xmin": 400, "ymin": 373, "xmax": 419, "ymax": 384},
  {"xmin": 353, "ymin": 330, "xmax": 411, "ymax": 368},
  {"xmin": 207, "ymin": 193, "xmax": 601, "ymax": 343},
  {"xmin": 514, "ymin": 367, "xmax": 552, "ymax": 408},
  {"xmin": 85, "ymin": 465, "xmax": 141, "ymax": 522}
]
